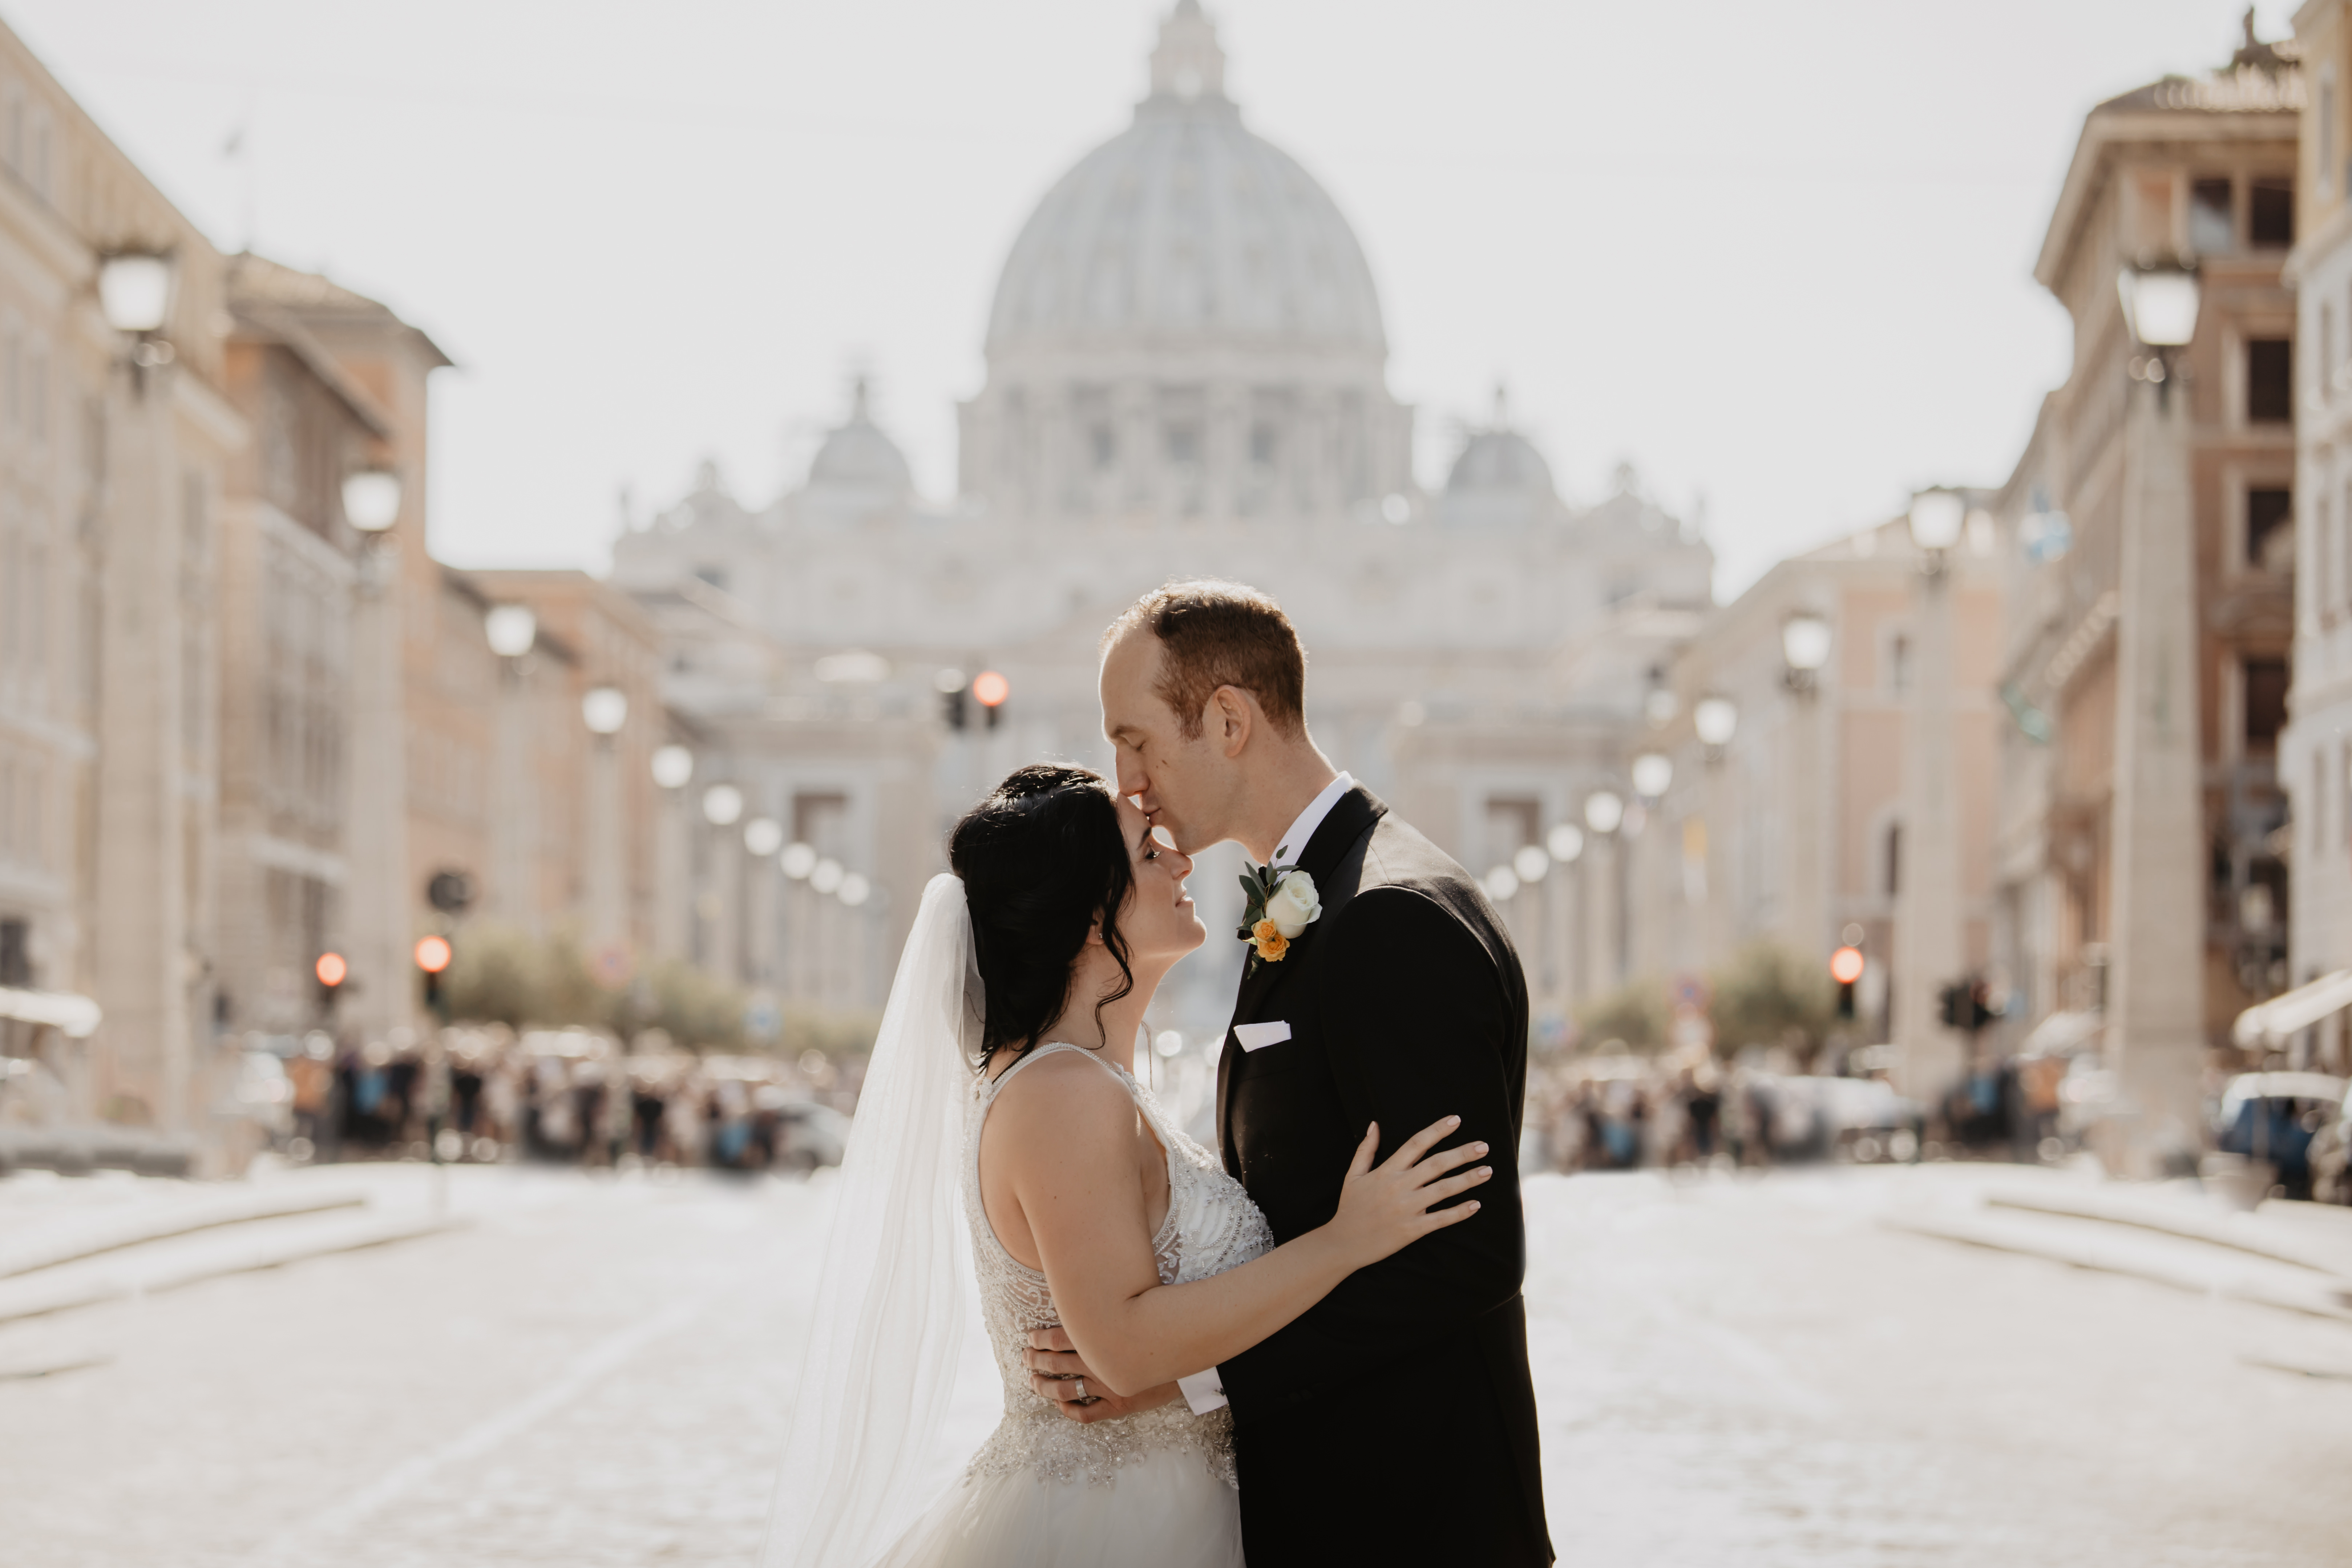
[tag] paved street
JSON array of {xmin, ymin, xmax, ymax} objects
[{"xmin": 0, "ymin": 1163, "xmax": 2344, "ymax": 1567}]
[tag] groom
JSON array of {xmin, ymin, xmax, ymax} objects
[{"xmin": 1032, "ymin": 579, "xmax": 1552, "ymax": 1565}]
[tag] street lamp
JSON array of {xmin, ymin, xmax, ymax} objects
[
  {"xmin": 582, "ymin": 686, "xmax": 628, "ymax": 737},
  {"xmin": 744, "ymin": 817, "xmax": 784, "ymax": 857},
  {"xmin": 1513, "ymin": 844, "xmax": 1551, "ymax": 884},
  {"xmin": 702, "ymin": 784, "xmax": 744, "ymax": 827},
  {"xmin": 838, "ymin": 872, "xmax": 872, "ymax": 908},
  {"xmin": 781, "ymin": 842, "xmax": 817, "ymax": 879},
  {"xmin": 1584, "ymin": 790, "xmax": 1625, "ymax": 836},
  {"xmin": 651, "ymin": 744, "xmax": 694, "ymax": 789},
  {"xmin": 1694, "ymin": 696, "xmax": 1738, "ymax": 753},
  {"xmin": 1547, "ymin": 823, "xmax": 1585, "ymax": 864},
  {"xmin": 1907, "ymin": 489, "xmax": 1967, "ymax": 575},
  {"xmin": 1484, "ymin": 865, "xmax": 1521, "ymax": 901},
  {"xmin": 1631, "ymin": 752, "xmax": 1673, "ymax": 801},
  {"xmin": 2118, "ymin": 264, "xmax": 2201, "ymax": 409},
  {"xmin": 343, "ymin": 468, "xmax": 403, "ymax": 533},
  {"xmin": 99, "ymin": 251, "xmax": 175, "ymax": 347},
  {"xmin": 810, "ymin": 857, "xmax": 845, "ymax": 895},
  {"xmin": 1782, "ymin": 612, "xmax": 1831, "ymax": 693},
  {"xmin": 484, "ymin": 604, "xmax": 537, "ymax": 659}
]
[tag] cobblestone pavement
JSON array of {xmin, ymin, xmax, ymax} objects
[{"xmin": 0, "ymin": 1163, "xmax": 2344, "ymax": 1567}]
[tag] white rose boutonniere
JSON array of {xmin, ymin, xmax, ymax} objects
[
  {"xmin": 1264, "ymin": 870, "xmax": 1321, "ymax": 939},
  {"xmin": 1237, "ymin": 864, "xmax": 1322, "ymax": 970}
]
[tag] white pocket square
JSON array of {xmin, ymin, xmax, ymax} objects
[{"xmin": 1234, "ymin": 1021, "xmax": 1291, "ymax": 1052}]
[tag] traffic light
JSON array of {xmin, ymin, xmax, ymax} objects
[
  {"xmin": 973, "ymin": 669, "xmax": 1010, "ymax": 731},
  {"xmin": 1938, "ymin": 977, "xmax": 1997, "ymax": 1032},
  {"xmin": 936, "ymin": 667, "xmax": 969, "ymax": 730},
  {"xmin": 1830, "ymin": 945, "xmax": 1863, "ymax": 1021},
  {"xmin": 415, "ymin": 934, "xmax": 454, "ymax": 1019},
  {"xmin": 315, "ymin": 951, "xmax": 347, "ymax": 1016}
]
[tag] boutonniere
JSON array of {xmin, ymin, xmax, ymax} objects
[{"xmin": 1237, "ymin": 864, "xmax": 1321, "ymax": 971}]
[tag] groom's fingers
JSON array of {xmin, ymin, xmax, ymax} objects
[
  {"xmin": 1027, "ymin": 1325, "xmax": 1078, "ymax": 1354},
  {"xmin": 1023, "ymin": 1347, "xmax": 1089, "ymax": 1378}
]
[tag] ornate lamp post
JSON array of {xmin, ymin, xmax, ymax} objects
[
  {"xmin": 1893, "ymin": 491, "xmax": 1967, "ymax": 1106},
  {"xmin": 2104, "ymin": 261, "xmax": 2207, "ymax": 1174},
  {"xmin": 650, "ymin": 744, "xmax": 695, "ymax": 960},
  {"xmin": 1780, "ymin": 611, "xmax": 1832, "ymax": 968},
  {"xmin": 581, "ymin": 686, "xmax": 629, "ymax": 957},
  {"xmin": 1582, "ymin": 789, "xmax": 1626, "ymax": 999},
  {"xmin": 700, "ymin": 782, "xmax": 745, "ymax": 981},
  {"xmin": 484, "ymin": 605, "xmax": 538, "ymax": 925}
]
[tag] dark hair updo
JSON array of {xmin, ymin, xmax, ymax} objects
[{"xmin": 949, "ymin": 763, "xmax": 1137, "ymax": 1073}]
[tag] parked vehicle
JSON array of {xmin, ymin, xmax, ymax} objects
[
  {"xmin": 2214, "ymin": 1072, "xmax": 2349, "ymax": 1201},
  {"xmin": 2308, "ymin": 1085, "xmax": 2352, "ymax": 1205}
]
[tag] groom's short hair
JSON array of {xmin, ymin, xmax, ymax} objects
[{"xmin": 1107, "ymin": 580, "xmax": 1306, "ymax": 740}]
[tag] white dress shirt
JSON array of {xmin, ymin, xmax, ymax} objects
[{"xmin": 1176, "ymin": 770, "xmax": 1355, "ymax": 1417}]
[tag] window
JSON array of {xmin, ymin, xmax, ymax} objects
[
  {"xmin": 1164, "ymin": 424, "xmax": 1200, "ymax": 467},
  {"xmin": 1887, "ymin": 633, "xmax": 1912, "ymax": 695},
  {"xmin": 691, "ymin": 564, "xmax": 728, "ymax": 592},
  {"xmin": 2318, "ymin": 752, "xmax": 2330, "ymax": 861},
  {"xmin": 1884, "ymin": 823, "xmax": 1903, "ymax": 898},
  {"xmin": 1088, "ymin": 424, "xmax": 1115, "ymax": 471},
  {"xmin": 2248, "ymin": 339, "xmax": 2294, "ymax": 423},
  {"xmin": 2137, "ymin": 173, "xmax": 2179, "ymax": 254},
  {"xmin": 2248, "ymin": 486, "xmax": 2294, "ymax": 567},
  {"xmin": 2243, "ymin": 658, "xmax": 2290, "ymax": 752},
  {"xmin": 2191, "ymin": 177, "xmax": 2235, "ymax": 254},
  {"xmin": 2326, "ymin": 71, "xmax": 2340, "ymax": 187},
  {"xmin": 2251, "ymin": 177, "xmax": 2295, "ymax": 248},
  {"xmin": 1249, "ymin": 421, "xmax": 1278, "ymax": 467},
  {"xmin": 0, "ymin": 917, "xmax": 28, "ymax": 987}
]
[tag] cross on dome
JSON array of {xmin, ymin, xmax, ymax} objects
[{"xmin": 1148, "ymin": 0, "xmax": 1226, "ymax": 103}]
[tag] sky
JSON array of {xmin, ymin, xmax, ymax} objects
[{"xmin": 11, "ymin": 0, "xmax": 2304, "ymax": 597}]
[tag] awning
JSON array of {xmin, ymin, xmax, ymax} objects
[
  {"xmin": 2020, "ymin": 1009, "xmax": 2105, "ymax": 1056},
  {"xmin": 2231, "ymin": 969, "xmax": 2352, "ymax": 1050},
  {"xmin": 0, "ymin": 987, "xmax": 102, "ymax": 1038}
]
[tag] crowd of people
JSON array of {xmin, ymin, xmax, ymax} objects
[{"xmin": 265, "ymin": 1026, "xmax": 857, "ymax": 1174}]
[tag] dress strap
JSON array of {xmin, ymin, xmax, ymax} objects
[{"xmin": 983, "ymin": 1040, "xmax": 1125, "ymax": 1099}]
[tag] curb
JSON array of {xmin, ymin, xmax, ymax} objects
[
  {"xmin": 1985, "ymin": 1188, "xmax": 2350, "ymax": 1279},
  {"xmin": 0, "ymin": 1187, "xmax": 367, "ymax": 1281},
  {"xmin": 0, "ymin": 1211, "xmax": 469, "ymax": 1326},
  {"xmin": 1882, "ymin": 1211, "xmax": 2352, "ymax": 1324}
]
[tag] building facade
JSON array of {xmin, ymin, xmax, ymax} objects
[
  {"xmin": 607, "ymin": 3, "xmax": 1715, "ymax": 1046},
  {"xmin": 1629, "ymin": 518, "xmax": 2004, "ymax": 1071},
  {"xmin": 1989, "ymin": 29, "xmax": 2301, "ymax": 1172}
]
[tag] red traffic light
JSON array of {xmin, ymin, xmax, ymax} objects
[
  {"xmin": 314, "ymin": 952, "xmax": 348, "ymax": 988},
  {"xmin": 971, "ymin": 670, "xmax": 1010, "ymax": 708},
  {"xmin": 1829, "ymin": 945, "xmax": 1865, "ymax": 986},
  {"xmin": 414, "ymin": 935, "xmax": 454, "ymax": 975}
]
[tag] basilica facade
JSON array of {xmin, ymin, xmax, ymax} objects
[{"xmin": 610, "ymin": 2, "xmax": 1714, "ymax": 1051}]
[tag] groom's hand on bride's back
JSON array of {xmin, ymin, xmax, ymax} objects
[{"xmin": 1024, "ymin": 1326, "xmax": 1180, "ymax": 1424}]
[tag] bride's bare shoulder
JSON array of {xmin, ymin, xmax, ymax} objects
[{"xmin": 984, "ymin": 1049, "xmax": 1133, "ymax": 1148}]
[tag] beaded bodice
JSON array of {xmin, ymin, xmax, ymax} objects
[{"xmin": 961, "ymin": 1042, "xmax": 1274, "ymax": 1490}]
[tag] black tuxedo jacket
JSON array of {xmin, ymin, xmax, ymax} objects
[{"xmin": 1215, "ymin": 786, "xmax": 1552, "ymax": 1565}]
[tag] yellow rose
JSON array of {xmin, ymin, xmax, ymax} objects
[{"xmin": 1251, "ymin": 919, "xmax": 1289, "ymax": 962}]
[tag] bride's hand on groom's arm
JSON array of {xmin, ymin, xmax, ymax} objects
[{"xmin": 1024, "ymin": 1327, "xmax": 1179, "ymax": 1424}]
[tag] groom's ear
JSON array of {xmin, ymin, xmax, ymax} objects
[{"xmin": 1211, "ymin": 685, "xmax": 1253, "ymax": 757}]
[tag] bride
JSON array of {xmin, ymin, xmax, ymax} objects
[{"xmin": 763, "ymin": 764, "xmax": 1490, "ymax": 1567}]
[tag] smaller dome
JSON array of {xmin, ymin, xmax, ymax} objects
[
  {"xmin": 808, "ymin": 380, "xmax": 912, "ymax": 491},
  {"xmin": 1446, "ymin": 431, "xmax": 1554, "ymax": 498}
]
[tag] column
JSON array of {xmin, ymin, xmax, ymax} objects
[
  {"xmin": 492, "ymin": 659, "xmax": 534, "ymax": 925},
  {"xmin": 93, "ymin": 363, "xmax": 191, "ymax": 1132},
  {"xmin": 1894, "ymin": 558, "xmax": 1964, "ymax": 1104},
  {"xmin": 585, "ymin": 735, "xmax": 626, "ymax": 955},
  {"xmin": 1781, "ymin": 688, "xmax": 1827, "ymax": 965},
  {"xmin": 344, "ymin": 539, "xmax": 412, "ymax": 1039},
  {"xmin": 1583, "ymin": 833, "xmax": 1620, "ymax": 999},
  {"xmin": 2104, "ymin": 379, "xmax": 2207, "ymax": 1175}
]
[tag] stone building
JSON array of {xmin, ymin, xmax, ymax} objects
[
  {"xmin": 2269, "ymin": 0, "xmax": 2352, "ymax": 1072},
  {"xmin": 0, "ymin": 17, "xmax": 248, "ymax": 1153},
  {"xmin": 1987, "ymin": 25, "xmax": 2301, "ymax": 1172},
  {"xmin": 1628, "ymin": 516, "xmax": 2005, "ymax": 1081},
  {"xmin": 609, "ymin": 2, "xmax": 1714, "ymax": 1046}
]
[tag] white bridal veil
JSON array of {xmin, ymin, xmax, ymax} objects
[{"xmin": 762, "ymin": 873, "xmax": 984, "ymax": 1568}]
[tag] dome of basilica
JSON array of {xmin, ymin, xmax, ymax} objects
[
  {"xmin": 984, "ymin": 1, "xmax": 1385, "ymax": 357},
  {"xmin": 807, "ymin": 380, "xmax": 913, "ymax": 492}
]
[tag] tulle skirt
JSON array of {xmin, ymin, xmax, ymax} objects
[{"xmin": 873, "ymin": 1450, "xmax": 1244, "ymax": 1568}]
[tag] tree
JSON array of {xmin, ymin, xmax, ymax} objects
[
  {"xmin": 1706, "ymin": 941, "xmax": 1835, "ymax": 1065},
  {"xmin": 1576, "ymin": 977, "xmax": 1666, "ymax": 1053}
]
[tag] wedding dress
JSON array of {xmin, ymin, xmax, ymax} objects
[
  {"xmin": 761, "ymin": 876, "xmax": 1275, "ymax": 1568},
  {"xmin": 875, "ymin": 1041, "xmax": 1274, "ymax": 1568}
]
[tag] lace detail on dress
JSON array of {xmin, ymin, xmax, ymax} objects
[{"xmin": 961, "ymin": 1043, "xmax": 1275, "ymax": 1491}]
